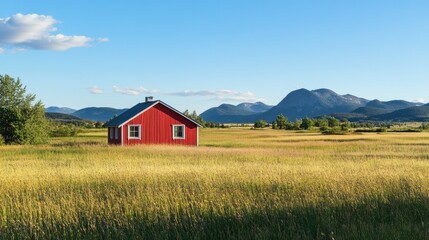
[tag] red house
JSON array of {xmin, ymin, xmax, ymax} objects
[{"xmin": 104, "ymin": 97, "xmax": 203, "ymax": 146}]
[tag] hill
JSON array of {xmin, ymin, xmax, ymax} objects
[
  {"xmin": 71, "ymin": 107, "xmax": 128, "ymax": 122},
  {"xmin": 45, "ymin": 106, "xmax": 76, "ymax": 114},
  {"xmin": 45, "ymin": 112, "xmax": 83, "ymax": 121},
  {"xmin": 349, "ymin": 100, "xmax": 421, "ymax": 118},
  {"xmin": 45, "ymin": 112, "xmax": 96, "ymax": 126},
  {"xmin": 258, "ymin": 88, "xmax": 369, "ymax": 122},
  {"xmin": 200, "ymin": 104, "xmax": 256, "ymax": 123},
  {"xmin": 200, "ymin": 88, "xmax": 428, "ymax": 123},
  {"xmin": 370, "ymin": 105, "xmax": 429, "ymax": 122},
  {"xmin": 201, "ymin": 88, "xmax": 370, "ymax": 123},
  {"xmin": 236, "ymin": 102, "xmax": 273, "ymax": 113},
  {"xmin": 365, "ymin": 99, "xmax": 420, "ymax": 110}
]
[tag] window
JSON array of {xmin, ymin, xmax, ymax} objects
[
  {"xmin": 109, "ymin": 128, "xmax": 114, "ymax": 139},
  {"xmin": 172, "ymin": 125, "xmax": 185, "ymax": 139},
  {"xmin": 128, "ymin": 125, "xmax": 141, "ymax": 139},
  {"xmin": 115, "ymin": 128, "xmax": 119, "ymax": 140}
]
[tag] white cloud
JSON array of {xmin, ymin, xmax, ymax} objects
[
  {"xmin": 169, "ymin": 89, "xmax": 263, "ymax": 102},
  {"xmin": 89, "ymin": 86, "xmax": 103, "ymax": 94},
  {"xmin": 0, "ymin": 48, "xmax": 4, "ymax": 54},
  {"xmin": 413, "ymin": 98, "xmax": 426, "ymax": 103},
  {"xmin": 111, "ymin": 85, "xmax": 263, "ymax": 102},
  {"xmin": 98, "ymin": 37, "xmax": 109, "ymax": 43},
  {"xmin": 113, "ymin": 86, "xmax": 158, "ymax": 95},
  {"xmin": 0, "ymin": 13, "xmax": 93, "ymax": 51}
]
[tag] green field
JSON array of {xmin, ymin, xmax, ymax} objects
[{"xmin": 1, "ymin": 128, "xmax": 429, "ymax": 239}]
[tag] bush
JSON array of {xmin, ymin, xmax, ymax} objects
[
  {"xmin": 254, "ymin": 120, "xmax": 267, "ymax": 128},
  {"xmin": 355, "ymin": 128, "xmax": 387, "ymax": 133},
  {"xmin": 49, "ymin": 125, "xmax": 81, "ymax": 137},
  {"xmin": 376, "ymin": 128, "xmax": 387, "ymax": 132},
  {"xmin": 0, "ymin": 134, "xmax": 4, "ymax": 145}
]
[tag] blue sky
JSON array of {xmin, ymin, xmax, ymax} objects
[{"xmin": 1, "ymin": 1, "xmax": 428, "ymax": 113}]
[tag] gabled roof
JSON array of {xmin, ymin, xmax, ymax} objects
[{"xmin": 104, "ymin": 100, "xmax": 203, "ymax": 128}]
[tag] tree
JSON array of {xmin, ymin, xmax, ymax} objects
[
  {"xmin": 340, "ymin": 119, "xmax": 351, "ymax": 131},
  {"xmin": 275, "ymin": 114, "xmax": 288, "ymax": 129},
  {"xmin": 292, "ymin": 119, "xmax": 302, "ymax": 130},
  {"xmin": 300, "ymin": 117, "xmax": 313, "ymax": 130},
  {"xmin": 327, "ymin": 116, "xmax": 340, "ymax": 128},
  {"xmin": 254, "ymin": 120, "xmax": 267, "ymax": 128},
  {"xmin": 0, "ymin": 75, "xmax": 49, "ymax": 144},
  {"xmin": 316, "ymin": 118, "xmax": 329, "ymax": 131},
  {"xmin": 183, "ymin": 109, "xmax": 206, "ymax": 126}
]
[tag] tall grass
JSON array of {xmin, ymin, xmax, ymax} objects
[{"xmin": 1, "ymin": 128, "xmax": 429, "ymax": 239}]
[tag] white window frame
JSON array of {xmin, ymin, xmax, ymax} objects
[
  {"xmin": 128, "ymin": 124, "xmax": 141, "ymax": 139},
  {"xmin": 115, "ymin": 128, "xmax": 119, "ymax": 140},
  {"xmin": 172, "ymin": 124, "xmax": 185, "ymax": 139}
]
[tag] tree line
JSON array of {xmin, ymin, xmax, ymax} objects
[
  {"xmin": 254, "ymin": 114, "xmax": 351, "ymax": 133},
  {"xmin": 182, "ymin": 110, "xmax": 228, "ymax": 128},
  {"xmin": 0, "ymin": 75, "xmax": 101, "ymax": 145}
]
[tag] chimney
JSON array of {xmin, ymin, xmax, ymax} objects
[{"xmin": 145, "ymin": 96, "xmax": 154, "ymax": 102}]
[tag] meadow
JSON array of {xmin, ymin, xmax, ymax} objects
[{"xmin": 1, "ymin": 128, "xmax": 429, "ymax": 239}]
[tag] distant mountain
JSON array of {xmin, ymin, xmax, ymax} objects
[
  {"xmin": 201, "ymin": 88, "xmax": 369, "ymax": 123},
  {"xmin": 45, "ymin": 106, "xmax": 76, "ymax": 114},
  {"xmin": 236, "ymin": 102, "xmax": 273, "ymax": 113},
  {"xmin": 200, "ymin": 104, "xmax": 256, "ymax": 123},
  {"xmin": 365, "ymin": 99, "xmax": 420, "ymax": 110},
  {"xmin": 369, "ymin": 105, "xmax": 429, "ymax": 122},
  {"xmin": 45, "ymin": 112, "xmax": 82, "ymax": 121},
  {"xmin": 200, "ymin": 88, "xmax": 428, "ymax": 123},
  {"xmin": 349, "ymin": 100, "xmax": 421, "ymax": 119},
  {"xmin": 71, "ymin": 107, "xmax": 128, "ymax": 122},
  {"xmin": 257, "ymin": 88, "xmax": 369, "ymax": 122}
]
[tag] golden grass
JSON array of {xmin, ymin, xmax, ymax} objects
[{"xmin": 1, "ymin": 128, "xmax": 429, "ymax": 239}]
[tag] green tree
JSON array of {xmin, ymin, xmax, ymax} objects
[
  {"xmin": 316, "ymin": 118, "xmax": 329, "ymax": 131},
  {"xmin": 95, "ymin": 121, "xmax": 104, "ymax": 128},
  {"xmin": 293, "ymin": 119, "xmax": 302, "ymax": 130},
  {"xmin": 254, "ymin": 120, "xmax": 267, "ymax": 128},
  {"xmin": 183, "ymin": 109, "xmax": 206, "ymax": 126},
  {"xmin": 0, "ymin": 75, "xmax": 49, "ymax": 144},
  {"xmin": 271, "ymin": 121, "xmax": 278, "ymax": 129},
  {"xmin": 300, "ymin": 117, "xmax": 313, "ymax": 130},
  {"xmin": 275, "ymin": 114, "xmax": 288, "ymax": 129},
  {"xmin": 327, "ymin": 116, "xmax": 340, "ymax": 128},
  {"xmin": 341, "ymin": 119, "xmax": 351, "ymax": 131}
]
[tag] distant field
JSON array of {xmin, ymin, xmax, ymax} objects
[{"xmin": 1, "ymin": 128, "xmax": 429, "ymax": 239}]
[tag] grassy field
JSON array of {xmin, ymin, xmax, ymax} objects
[{"xmin": 1, "ymin": 128, "xmax": 429, "ymax": 239}]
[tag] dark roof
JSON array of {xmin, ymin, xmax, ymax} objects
[{"xmin": 104, "ymin": 100, "xmax": 203, "ymax": 127}]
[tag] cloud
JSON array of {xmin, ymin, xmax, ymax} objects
[
  {"xmin": 97, "ymin": 37, "xmax": 109, "ymax": 43},
  {"xmin": 89, "ymin": 86, "xmax": 103, "ymax": 94},
  {"xmin": 169, "ymin": 89, "xmax": 263, "ymax": 102},
  {"xmin": 111, "ymin": 85, "xmax": 263, "ymax": 102},
  {"xmin": 413, "ymin": 98, "xmax": 426, "ymax": 103},
  {"xmin": 0, "ymin": 48, "xmax": 4, "ymax": 54},
  {"xmin": 113, "ymin": 86, "xmax": 158, "ymax": 95},
  {"xmin": 0, "ymin": 13, "xmax": 93, "ymax": 51}
]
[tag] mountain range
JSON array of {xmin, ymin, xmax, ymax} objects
[
  {"xmin": 46, "ymin": 88, "xmax": 428, "ymax": 123},
  {"xmin": 200, "ymin": 88, "xmax": 427, "ymax": 123},
  {"xmin": 46, "ymin": 107, "xmax": 128, "ymax": 122}
]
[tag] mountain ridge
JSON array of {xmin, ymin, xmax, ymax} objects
[
  {"xmin": 46, "ymin": 89, "xmax": 427, "ymax": 123},
  {"xmin": 201, "ymin": 88, "xmax": 425, "ymax": 123}
]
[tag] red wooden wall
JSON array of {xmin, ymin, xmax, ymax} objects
[{"xmin": 120, "ymin": 103, "xmax": 198, "ymax": 146}]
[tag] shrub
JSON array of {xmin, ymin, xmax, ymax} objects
[
  {"xmin": 254, "ymin": 120, "xmax": 267, "ymax": 128},
  {"xmin": 49, "ymin": 125, "xmax": 81, "ymax": 137}
]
